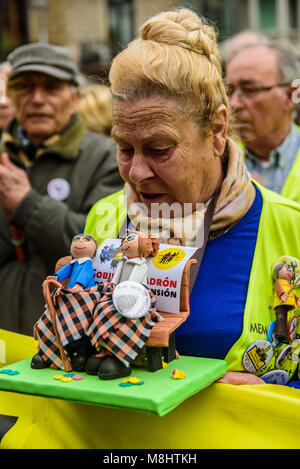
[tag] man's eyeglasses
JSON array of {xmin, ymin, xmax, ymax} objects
[{"xmin": 227, "ymin": 82, "xmax": 290, "ymax": 99}]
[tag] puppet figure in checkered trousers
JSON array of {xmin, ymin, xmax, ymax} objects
[
  {"xmin": 31, "ymin": 233, "xmax": 100, "ymax": 372},
  {"xmin": 85, "ymin": 230, "xmax": 162, "ymax": 380},
  {"xmin": 31, "ymin": 231, "xmax": 162, "ymax": 380}
]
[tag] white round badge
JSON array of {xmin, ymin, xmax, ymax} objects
[
  {"xmin": 261, "ymin": 370, "xmax": 290, "ymax": 385},
  {"xmin": 243, "ymin": 339, "xmax": 273, "ymax": 373},
  {"xmin": 47, "ymin": 178, "xmax": 71, "ymax": 201},
  {"xmin": 112, "ymin": 281, "xmax": 151, "ymax": 319}
]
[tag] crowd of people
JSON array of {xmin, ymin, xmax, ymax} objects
[
  {"xmin": 0, "ymin": 42, "xmax": 123, "ymax": 334},
  {"xmin": 1, "ymin": 7, "xmax": 300, "ymax": 386}
]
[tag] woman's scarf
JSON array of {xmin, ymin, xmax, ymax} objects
[{"xmin": 125, "ymin": 138, "xmax": 254, "ymax": 246}]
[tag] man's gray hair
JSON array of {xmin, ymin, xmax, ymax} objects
[
  {"xmin": 227, "ymin": 39, "xmax": 300, "ymax": 84},
  {"xmin": 270, "ymin": 41, "xmax": 300, "ymax": 83}
]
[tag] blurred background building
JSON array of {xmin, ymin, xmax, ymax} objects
[{"xmin": 1, "ymin": 0, "xmax": 300, "ymax": 80}]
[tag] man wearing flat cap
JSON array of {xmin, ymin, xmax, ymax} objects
[{"xmin": 0, "ymin": 43, "xmax": 123, "ymax": 335}]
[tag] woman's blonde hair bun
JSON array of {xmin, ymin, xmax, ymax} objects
[
  {"xmin": 140, "ymin": 9, "xmax": 221, "ymax": 74},
  {"xmin": 109, "ymin": 8, "xmax": 230, "ymax": 136}
]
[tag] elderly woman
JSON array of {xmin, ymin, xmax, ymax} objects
[{"xmin": 84, "ymin": 9, "xmax": 300, "ymax": 385}]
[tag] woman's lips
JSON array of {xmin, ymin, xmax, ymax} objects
[{"xmin": 140, "ymin": 192, "xmax": 165, "ymax": 202}]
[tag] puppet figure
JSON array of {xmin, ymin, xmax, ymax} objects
[
  {"xmin": 54, "ymin": 234, "xmax": 97, "ymax": 290},
  {"xmin": 112, "ymin": 230, "xmax": 159, "ymax": 286},
  {"xmin": 85, "ymin": 230, "xmax": 161, "ymax": 380},
  {"xmin": 31, "ymin": 234, "xmax": 99, "ymax": 371},
  {"xmin": 273, "ymin": 262, "xmax": 300, "ymax": 343},
  {"xmin": 31, "ymin": 231, "xmax": 161, "ymax": 379}
]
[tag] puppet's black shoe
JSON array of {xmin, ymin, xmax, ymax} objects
[
  {"xmin": 85, "ymin": 355, "xmax": 107, "ymax": 375},
  {"xmin": 31, "ymin": 353, "xmax": 48, "ymax": 369},
  {"xmin": 66, "ymin": 337, "xmax": 95, "ymax": 371},
  {"xmin": 71, "ymin": 353, "xmax": 90, "ymax": 372},
  {"xmin": 97, "ymin": 356, "xmax": 131, "ymax": 380}
]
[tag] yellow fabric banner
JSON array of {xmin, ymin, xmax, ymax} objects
[{"xmin": 0, "ymin": 329, "xmax": 300, "ymax": 449}]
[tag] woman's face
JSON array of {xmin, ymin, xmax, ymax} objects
[{"xmin": 112, "ymin": 97, "xmax": 225, "ymax": 215}]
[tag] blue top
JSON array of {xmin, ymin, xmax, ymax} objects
[
  {"xmin": 175, "ymin": 186, "xmax": 263, "ymax": 360},
  {"xmin": 55, "ymin": 258, "xmax": 96, "ymax": 289}
]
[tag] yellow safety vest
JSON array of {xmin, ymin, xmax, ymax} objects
[
  {"xmin": 281, "ymin": 147, "xmax": 300, "ymax": 202},
  {"xmin": 84, "ymin": 183, "xmax": 300, "ymax": 377}
]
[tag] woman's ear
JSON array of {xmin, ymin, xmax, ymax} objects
[{"xmin": 212, "ymin": 104, "xmax": 228, "ymax": 157}]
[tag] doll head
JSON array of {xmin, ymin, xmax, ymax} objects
[
  {"xmin": 273, "ymin": 262, "xmax": 293, "ymax": 281},
  {"xmin": 121, "ymin": 230, "xmax": 160, "ymax": 259},
  {"xmin": 70, "ymin": 234, "xmax": 98, "ymax": 259}
]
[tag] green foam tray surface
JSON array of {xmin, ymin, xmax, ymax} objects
[{"xmin": 0, "ymin": 356, "xmax": 226, "ymax": 416}]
